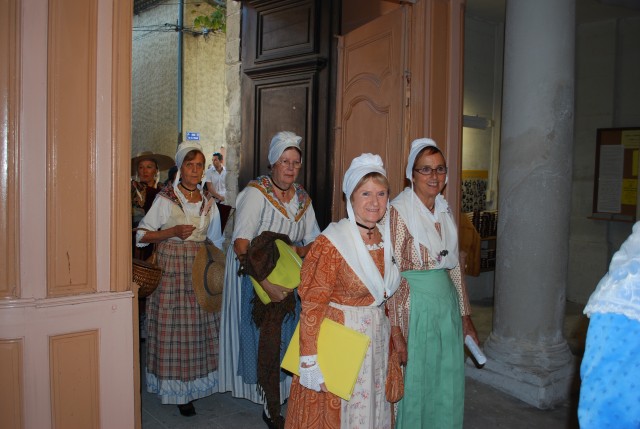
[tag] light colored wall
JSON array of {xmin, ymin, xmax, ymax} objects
[
  {"xmin": 132, "ymin": 0, "xmax": 178, "ymax": 165},
  {"xmin": 567, "ymin": 16, "xmax": 640, "ymax": 303},
  {"xmin": 183, "ymin": 3, "xmax": 227, "ymax": 162},
  {"xmin": 463, "ymin": 18, "xmax": 495, "ymax": 172},
  {"xmin": 132, "ymin": 2, "xmax": 227, "ymax": 176},
  {"xmin": 462, "ymin": 16, "xmax": 502, "ymax": 212},
  {"xmin": 462, "ymin": 16, "xmax": 502, "ymax": 300}
]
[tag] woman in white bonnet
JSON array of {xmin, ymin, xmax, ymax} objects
[
  {"xmin": 136, "ymin": 141, "xmax": 224, "ymax": 416},
  {"xmin": 286, "ymin": 153, "xmax": 400, "ymax": 428},
  {"xmin": 387, "ymin": 138, "xmax": 479, "ymax": 428},
  {"xmin": 217, "ymin": 131, "xmax": 321, "ymax": 428}
]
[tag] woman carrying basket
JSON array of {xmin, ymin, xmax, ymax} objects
[{"xmin": 135, "ymin": 141, "xmax": 224, "ymax": 416}]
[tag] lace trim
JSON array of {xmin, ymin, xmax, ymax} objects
[{"xmin": 365, "ymin": 242, "xmax": 384, "ymax": 251}]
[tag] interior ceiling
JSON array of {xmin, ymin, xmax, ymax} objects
[{"xmin": 465, "ymin": 0, "xmax": 640, "ymax": 24}]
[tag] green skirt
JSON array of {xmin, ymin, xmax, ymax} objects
[{"xmin": 396, "ymin": 269, "xmax": 464, "ymax": 429}]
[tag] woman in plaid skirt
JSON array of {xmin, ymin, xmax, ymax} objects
[{"xmin": 136, "ymin": 141, "xmax": 224, "ymax": 417}]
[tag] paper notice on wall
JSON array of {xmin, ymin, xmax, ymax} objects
[
  {"xmin": 597, "ymin": 179, "xmax": 622, "ymax": 213},
  {"xmin": 622, "ymin": 130, "xmax": 640, "ymax": 149},
  {"xmin": 597, "ymin": 145, "xmax": 624, "ymax": 213},
  {"xmin": 634, "ymin": 150, "xmax": 639, "ymax": 177}
]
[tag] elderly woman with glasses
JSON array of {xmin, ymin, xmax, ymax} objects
[
  {"xmin": 387, "ymin": 138, "xmax": 479, "ymax": 429},
  {"xmin": 218, "ymin": 131, "xmax": 321, "ymax": 428}
]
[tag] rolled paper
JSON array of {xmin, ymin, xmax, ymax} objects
[{"xmin": 465, "ymin": 335, "xmax": 487, "ymax": 366}]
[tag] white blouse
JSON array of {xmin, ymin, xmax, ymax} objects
[
  {"xmin": 136, "ymin": 195, "xmax": 224, "ymax": 250},
  {"xmin": 232, "ymin": 186, "xmax": 320, "ymax": 245}
]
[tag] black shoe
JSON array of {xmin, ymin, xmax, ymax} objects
[
  {"xmin": 262, "ymin": 410, "xmax": 284, "ymax": 429},
  {"xmin": 262, "ymin": 410, "xmax": 276, "ymax": 429},
  {"xmin": 178, "ymin": 402, "xmax": 196, "ymax": 417}
]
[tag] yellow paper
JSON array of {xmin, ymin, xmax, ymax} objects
[
  {"xmin": 281, "ymin": 318, "xmax": 371, "ymax": 401},
  {"xmin": 250, "ymin": 239, "xmax": 303, "ymax": 304},
  {"xmin": 621, "ymin": 179, "xmax": 637, "ymax": 205}
]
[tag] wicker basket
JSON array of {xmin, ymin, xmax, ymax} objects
[{"xmin": 132, "ymin": 255, "xmax": 162, "ymax": 298}]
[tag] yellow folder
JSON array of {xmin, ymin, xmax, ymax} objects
[{"xmin": 281, "ymin": 318, "xmax": 370, "ymax": 401}]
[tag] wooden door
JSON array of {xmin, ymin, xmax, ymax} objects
[
  {"xmin": 332, "ymin": 6, "xmax": 409, "ymax": 220},
  {"xmin": 0, "ymin": 1, "xmax": 136, "ymax": 428},
  {"xmin": 239, "ymin": 0, "xmax": 339, "ymax": 229}
]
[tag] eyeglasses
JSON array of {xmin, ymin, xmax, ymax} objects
[
  {"xmin": 276, "ymin": 159, "xmax": 302, "ymax": 169},
  {"xmin": 414, "ymin": 165, "xmax": 448, "ymax": 176}
]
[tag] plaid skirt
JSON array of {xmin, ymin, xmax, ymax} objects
[{"xmin": 145, "ymin": 239, "xmax": 221, "ymax": 404}]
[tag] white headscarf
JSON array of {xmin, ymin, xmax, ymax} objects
[
  {"xmin": 175, "ymin": 141, "xmax": 203, "ymax": 170},
  {"xmin": 584, "ymin": 221, "xmax": 640, "ymax": 322},
  {"xmin": 405, "ymin": 137, "xmax": 448, "ymax": 184},
  {"xmin": 172, "ymin": 141, "xmax": 212, "ymax": 230},
  {"xmin": 343, "ymin": 153, "xmax": 387, "ymax": 221},
  {"xmin": 268, "ymin": 131, "xmax": 303, "ymax": 165},
  {"xmin": 323, "ymin": 153, "xmax": 400, "ymax": 305},
  {"xmin": 173, "ymin": 141, "xmax": 204, "ymax": 191},
  {"xmin": 391, "ymin": 138, "xmax": 458, "ymax": 269}
]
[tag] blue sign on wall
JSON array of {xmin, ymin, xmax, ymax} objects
[{"xmin": 186, "ymin": 132, "xmax": 200, "ymax": 141}]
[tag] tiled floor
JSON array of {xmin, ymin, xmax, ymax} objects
[{"xmin": 140, "ymin": 300, "xmax": 587, "ymax": 429}]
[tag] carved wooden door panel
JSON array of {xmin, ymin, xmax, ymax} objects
[
  {"xmin": 332, "ymin": 6, "xmax": 409, "ymax": 220},
  {"xmin": 239, "ymin": 0, "xmax": 338, "ymax": 228}
]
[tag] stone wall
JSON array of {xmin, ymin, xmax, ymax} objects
[
  {"xmin": 132, "ymin": 0, "xmax": 179, "ymax": 171},
  {"xmin": 223, "ymin": 1, "xmax": 242, "ymax": 210},
  {"xmin": 132, "ymin": 1, "xmax": 227, "ymax": 178},
  {"xmin": 183, "ymin": 3, "xmax": 227, "ymax": 163}
]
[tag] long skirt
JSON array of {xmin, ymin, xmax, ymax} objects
[
  {"xmin": 145, "ymin": 240, "xmax": 220, "ymax": 404},
  {"xmin": 396, "ymin": 269, "xmax": 464, "ymax": 429},
  {"xmin": 286, "ymin": 303, "xmax": 391, "ymax": 429},
  {"xmin": 579, "ymin": 312, "xmax": 640, "ymax": 428},
  {"xmin": 217, "ymin": 249, "xmax": 295, "ymax": 403}
]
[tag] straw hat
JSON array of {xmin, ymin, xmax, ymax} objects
[
  {"xmin": 192, "ymin": 244, "xmax": 226, "ymax": 312},
  {"xmin": 131, "ymin": 151, "xmax": 175, "ymax": 175}
]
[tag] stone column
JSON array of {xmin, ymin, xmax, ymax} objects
[{"xmin": 465, "ymin": 0, "xmax": 576, "ymax": 409}]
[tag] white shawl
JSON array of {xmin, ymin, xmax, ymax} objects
[
  {"xmin": 391, "ymin": 187, "xmax": 459, "ymax": 269},
  {"xmin": 323, "ymin": 218, "xmax": 400, "ymax": 306}
]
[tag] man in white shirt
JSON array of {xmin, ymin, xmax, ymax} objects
[{"xmin": 205, "ymin": 152, "xmax": 227, "ymax": 203}]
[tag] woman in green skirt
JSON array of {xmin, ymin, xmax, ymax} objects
[{"xmin": 387, "ymin": 138, "xmax": 479, "ymax": 428}]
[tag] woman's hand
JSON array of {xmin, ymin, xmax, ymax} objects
[
  {"xmin": 261, "ymin": 278, "xmax": 295, "ymax": 303},
  {"xmin": 391, "ymin": 326, "xmax": 408, "ymax": 365},
  {"xmin": 299, "ymin": 356, "xmax": 328, "ymax": 393},
  {"xmin": 462, "ymin": 315, "xmax": 479, "ymax": 345},
  {"xmin": 293, "ymin": 242, "xmax": 313, "ymax": 258},
  {"xmin": 173, "ymin": 224, "xmax": 196, "ymax": 240}
]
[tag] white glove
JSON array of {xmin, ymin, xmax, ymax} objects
[{"xmin": 299, "ymin": 355, "xmax": 325, "ymax": 392}]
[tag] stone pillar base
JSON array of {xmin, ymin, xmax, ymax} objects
[{"xmin": 464, "ymin": 356, "xmax": 577, "ymax": 409}]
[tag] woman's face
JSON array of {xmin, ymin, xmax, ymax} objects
[
  {"xmin": 271, "ymin": 148, "xmax": 302, "ymax": 188},
  {"xmin": 137, "ymin": 159, "xmax": 158, "ymax": 187},
  {"xmin": 180, "ymin": 152, "xmax": 205, "ymax": 189},
  {"xmin": 412, "ymin": 150, "xmax": 447, "ymax": 203},
  {"xmin": 351, "ymin": 178, "xmax": 389, "ymax": 227}
]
